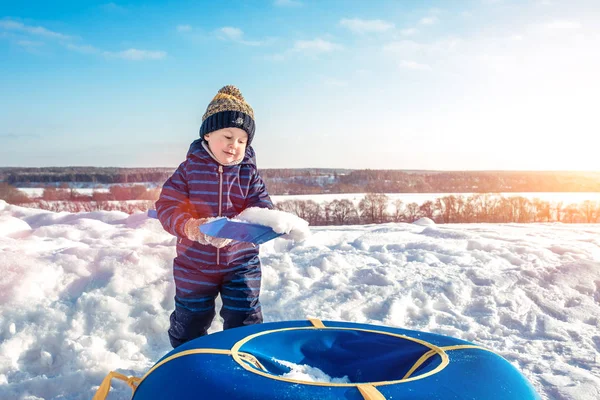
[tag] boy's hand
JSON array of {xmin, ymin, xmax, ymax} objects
[{"xmin": 183, "ymin": 218, "xmax": 232, "ymax": 248}]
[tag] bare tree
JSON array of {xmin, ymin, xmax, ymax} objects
[
  {"xmin": 563, "ymin": 204, "xmax": 580, "ymax": 223},
  {"xmin": 329, "ymin": 199, "xmax": 359, "ymax": 225},
  {"xmin": 358, "ymin": 193, "xmax": 389, "ymax": 223},
  {"xmin": 405, "ymin": 202, "xmax": 421, "ymax": 222},
  {"xmin": 435, "ymin": 195, "xmax": 462, "ymax": 223},
  {"xmin": 392, "ymin": 199, "xmax": 405, "ymax": 222},
  {"xmin": 532, "ymin": 198, "xmax": 551, "ymax": 222},
  {"xmin": 553, "ymin": 202, "xmax": 564, "ymax": 222},
  {"xmin": 495, "ymin": 197, "xmax": 513, "ymax": 222},
  {"xmin": 467, "ymin": 194, "xmax": 498, "ymax": 222},
  {"xmin": 276, "ymin": 200, "xmax": 322, "ymax": 225},
  {"xmin": 0, "ymin": 183, "xmax": 30, "ymax": 204},
  {"xmin": 510, "ymin": 196, "xmax": 534, "ymax": 223},
  {"xmin": 580, "ymin": 200, "xmax": 598, "ymax": 223},
  {"xmin": 419, "ymin": 200, "xmax": 435, "ymax": 220},
  {"xmin": 461, "ymin": 198, "xmax": 477, "ymax": 223}
]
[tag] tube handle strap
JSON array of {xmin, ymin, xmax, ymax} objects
[
  {"xmin": 357, "ymin": 384, "xmax": 386, "ymax": 399},
  {"xmin": 92, "ymin": 348, "xmax": 233, "ymax": 399},
  {"xmin": 308, "ymin": 318, "xmax": 325, "ymax": 328},
  {"xmin": 92, "ymin": 371, "xmax": 141, "ymax": 400}
]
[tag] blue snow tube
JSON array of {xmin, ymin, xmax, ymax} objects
[{"xmin": 131, "ymin": 320, "xmax": 540, "ymax": 399}]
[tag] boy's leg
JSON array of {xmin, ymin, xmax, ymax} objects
[
  {"xmin": 168, "ymin": 305, "xmax": 215, "ymax": 348},
  {"xmin": 169, "ymin": 266, "xmax": 220, "ymax": 348},
  {"xmin": 220, "ymin": 262, "xmax": 263, "ymax": 330}
]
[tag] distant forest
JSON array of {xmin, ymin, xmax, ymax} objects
[{"xmin": 2, "ymin": 167, "xmax": 600, "ymax": 195}]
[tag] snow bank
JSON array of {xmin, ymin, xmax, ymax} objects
[{"xmin": 0, "ymin": 202, "xmax": 599, "ymax": 399}]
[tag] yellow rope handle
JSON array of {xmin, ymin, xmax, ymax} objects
[
  {"xmin": 92, "ymin": 349, "xmax": 232, "ymax": 399},
  {"xmin": 92, "ymin": 371, "xmax": 142, "ymax": 400},
  {"xmin": 402, "ymin": 344, "xmax": 495, "ymax": 380},
  {"xmin": 238, "ymin": 352, "xmax": 267, "ymax": 371}
]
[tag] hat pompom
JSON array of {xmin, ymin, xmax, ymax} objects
[{"xmin": 218, "ymin": 85, "xmax": 245, "ymax": 102}]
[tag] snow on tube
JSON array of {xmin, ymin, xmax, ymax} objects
[{"xmin": 122, "ymin": 319, "xmax": 540, "ymax": 400}]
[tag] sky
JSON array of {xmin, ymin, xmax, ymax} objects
[
  {"xmin": 1, "ymin": 0, "xmax": 599, "ymax": 170},
  {"xmin": 1, "ymin": 199, "xmax": 600, "ymax": 399}
]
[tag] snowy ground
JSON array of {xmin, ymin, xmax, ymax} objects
[{"xmin": 0, "ymin": 199, "xmax": 599, "ymax": 399}]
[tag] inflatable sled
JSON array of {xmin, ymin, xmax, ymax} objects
[{"xmin": 94, "ymin": 319, "xmax": 540, "ymax": 399}]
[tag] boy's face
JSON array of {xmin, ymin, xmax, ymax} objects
[{"xmin": 204, "ymin": 127, "xmax": 248, "ymax": 164}]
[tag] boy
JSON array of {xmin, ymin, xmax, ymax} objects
[{"xmin": 156, "ymin": 85, "xmax": 273, "ymax": 348}]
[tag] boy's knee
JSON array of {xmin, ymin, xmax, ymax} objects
[{"xmin": 168, "ymin": 307, "xmax": 216, "ymax": 348}]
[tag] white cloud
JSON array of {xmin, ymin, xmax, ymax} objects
[
  {"xmin": 543, "ymin": 20, "xmax": 582, "ymax": 30},
  {"xmin": 293, "ymin": 38, "xmax": 340, "ymax": 54},
  {"xmin": 0, "ymin": 19, "xmax": 71, "ymax": 40},
  {"xmin": 399, "ymin": 60, "xmax": 432, "ymax": 71},
  {"xmin": 384, "ymin": 37, "xmax": 461, "ymax": 56},
  {"xmin": 264, "ymin": 53, "xmax": 286, "ymax": 62},
  {"xmin": 419, "ymin": 17, "xmax": 438, "ymax": 25},
  {"xmin": 218, "ymin": 26, "xmax": 244, "ymax": 41},
  {"xmin": 339, "ymin": 18, "xmax": 394, "ymax": 34},
  {"xmin": 323, "ymin": 78, "xmax": 348, "ymax": 87},
  {"xmin": 66, "ymin": 43, "xmax": 100, "ymax": 54},
  {"xmin": 106, "ymin": 49, "xmax": 167, "ymax": 60},
  {"xmin": 274, "ymin": 0, "xmax": 302, "ymax": 7},
  {"xmin": 66, "ymin": 43, "xmax": 168, "ymax": 61},
  {"xmin": 14, "ymin": 39, "xmax": 45, "ymax": 54},
  {"xmin": 0, "ymin": 18, "xmax": 168, "ymax": 62},
  {"xmin": 400, "ymin": 28, "xmax": 418, "ymax": 36},
  {"xmin": 383, "ymin": 40, "xmax": 423, "ymax": 53},
  {"xmin": 100, "ymin": 3, "xmax": 127, "ymax": 13},
  {"xmin": 267, "ymin": 38, "xmax": 340, "ymax": 60},
  {"xmin": 16, "ymin": 40, "xmax": 43, "ymax": 48},
  {"xmin": 176, "ymin": 25, "xmax": 192, "ymax": 33},
  {"xmin": 216, "ymin": 27, "xmax": 263, "ymax": 46}
]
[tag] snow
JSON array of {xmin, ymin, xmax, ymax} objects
[
  {"xmin": 413, "ymin": 217, "xmax": 435, "ymax": 226},
  {"xmin": 236, "ymin": 207, "xmax": 310, "ymax": 241},
  {"xmin": 1, "ymin": 199, "xmax": 600, "ymax": 399},
  {"xmin": 274, "ymin": 358, "xmax": 351, "ymax": 384}
]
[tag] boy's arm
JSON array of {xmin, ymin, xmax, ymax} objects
[
  {"xmin": 155, "ymin": 162, "xmax": 194, "ymax": 237},
  {"xmin": 245, "ymin": 170, "xmax": 274, "ymax": 210}
]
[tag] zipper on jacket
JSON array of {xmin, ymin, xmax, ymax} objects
[{"xmin": 217, "ymin": 165, "xmax": 223, "ymax": 265}]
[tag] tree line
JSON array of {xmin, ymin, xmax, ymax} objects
[
  {"xmin": 2, "ymin": 184, "xmax": 599, "ymax": 224},
  {"xmin": 1, "ymin": 167, "xmax": 172, "ymax": 185},
  {"xmin": 3, "ymin": 167, "xmax": 600, "ymax": 194},
  {"xmin": 0, "ymin": 183, "xmax": 160, "ymax": 203},
  {"xmin": 275, "ymin": 193, "xmax": 600, "ymax": 225}
]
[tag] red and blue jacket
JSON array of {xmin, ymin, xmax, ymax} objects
[{"xmin": 156, "ymin": 139, "xmax": 273, "ymax": 282}]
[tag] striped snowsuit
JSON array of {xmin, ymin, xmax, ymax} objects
[{"xmin": 156, "ymin": 139, "xmax": 273, "ymax": 348}]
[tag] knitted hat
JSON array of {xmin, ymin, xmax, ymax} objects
[{"xmin": 199, "ymin": 85, "xmax": 256, "ymax": 145}]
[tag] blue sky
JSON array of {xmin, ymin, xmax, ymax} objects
[{"xmin": 1, "ymin": 0, "xmax": 599, "ymax": 170}]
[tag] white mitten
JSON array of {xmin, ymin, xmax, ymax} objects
[
  {"xmin": 183, "ymin": 218, "xmax": 232, "ymax": 248},
  {"xmin": 183, "ymin": 218, "xmax": 204, "ymax": 242}
]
